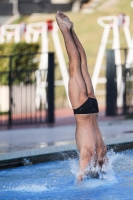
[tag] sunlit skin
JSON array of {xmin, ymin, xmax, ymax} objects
[{"xmin": 55, "ymin": 11, "xmax": 107, "ymax": 181}]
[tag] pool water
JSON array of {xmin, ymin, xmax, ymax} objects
[{"xmin": 0, "ymin": 150, "xmax": 133, "ymax": 200}]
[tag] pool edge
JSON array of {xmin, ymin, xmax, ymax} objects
[{"xmin": 0, "ymin": 141, "xmax": 133, "ymax": 169}]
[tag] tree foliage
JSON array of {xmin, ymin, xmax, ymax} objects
[{"xmin": 0, "ymin": 43, "xmax": 40, "ymax": 85}]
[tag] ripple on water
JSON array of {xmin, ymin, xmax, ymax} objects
[{"xmin": 3, "ymin": 183, "xmax": 49, "ymax": 192}]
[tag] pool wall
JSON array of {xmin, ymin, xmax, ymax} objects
[{"xmin": 0, "ymin": 141, "xmax": 133, "ymax": 170}]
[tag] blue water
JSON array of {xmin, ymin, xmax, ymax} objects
[{"xmin": 0, "ymin": 150, "xmax": 133, "ymax": 200}]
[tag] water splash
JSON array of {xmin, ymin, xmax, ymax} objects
[
  {"xmin": 3, "ymin": 183, "xmax": 48, "ymax": 192},
  {"xmin": 69, "ymin": 150, "xmax": 120, "ymax": 187}
]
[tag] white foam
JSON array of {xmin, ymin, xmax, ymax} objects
[
  {"xmin": 4, "ymin": 183, "xmax": 48, "ymax": 192},
  {"xmin": 69, "ymin": 150, "xmax": 120, "ymax": 187}
]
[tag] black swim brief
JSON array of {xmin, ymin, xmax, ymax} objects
[{"xmin": 73, "ymin": 98, "xmax": 99, "ymax": 115}]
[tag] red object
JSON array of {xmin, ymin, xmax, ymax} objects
[{"xmin": 46, "ymin": 20, "xmax": 53, "ymax": 31}]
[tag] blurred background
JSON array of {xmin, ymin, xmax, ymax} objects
[{"xmin": 0, "ymin": 0, "xmax": 133, "ymax": 129}]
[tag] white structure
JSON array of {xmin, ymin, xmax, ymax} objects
[
  {"xmin": 130, "ymin": 1, "xmax": 133, "ymax": 8},
  {"xmin": 35, "ymin": 69, "xmax": 47, "ymax": 110},
  {"xmin": 92, "ymin": 15, "xmax": 132, "ymax": 108},
  {"xmin": 52, "ymin": 22, "xmax": 70, "ymax": 105},
  {"xmin": 25, "ymin": 22, "xmax": 48, "ymax": 43},
  {"xmin": 25, "ymin": 22, "xmax": 48, "ymax": 69},
  {"xmin": 25, "ymin": 22, "xmax": 48, "ymax": 109},
  {"xmin": 0, "ymin": 24, "xmax": 20, "ymax": 44},
  {"xmin": 25, "ymin": 21, "xmax": 70, "ymax": 108},
  {"xmin": 124, "ymin": 15, "xmax": 133, "ymax": 69}
]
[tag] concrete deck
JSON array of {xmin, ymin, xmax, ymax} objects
[{"xmin": 0, "ymin": 113, "xmax": 133, "ymax": 163}]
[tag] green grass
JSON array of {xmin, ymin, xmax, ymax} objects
[{"xmin": 12, "ymin": 0, "xmax": 133, "ymax": 108}]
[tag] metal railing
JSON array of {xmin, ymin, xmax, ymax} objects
[
  {"xmin": 0, "ymin": 52, "xmax": 54, "ymax": 128},
  {"xmin": 106, "ymin": 49, "xmax": 133, "ymax": 116},
  {"xmin": 124, "ymin": 65, "xmax": 133, "ymax": 115}
]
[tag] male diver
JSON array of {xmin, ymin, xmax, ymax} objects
[{"xmin": 55, "ymin": 11, "xmax": 107, "ymax": 181}]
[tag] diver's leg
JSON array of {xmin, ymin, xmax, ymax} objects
[
  {"xmin": 56, "ymin": 11, "xmax": 88, "ymax": 109},
  {"xmin": 71, "ymin": 29, "xmax": 95, "ymax": 98},
  {"xmin": 56, "ymin": 12, "xmax": 95, "ymax": 97}
]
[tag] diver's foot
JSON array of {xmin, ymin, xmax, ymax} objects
[{"xmin": 55, "ymin": 11, "xmax": 73, "ymax": 31}]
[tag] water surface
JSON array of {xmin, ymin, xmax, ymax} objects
[{"xmin": 0, "ymin": 150, "xmax": 133, "ymax": 200}]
